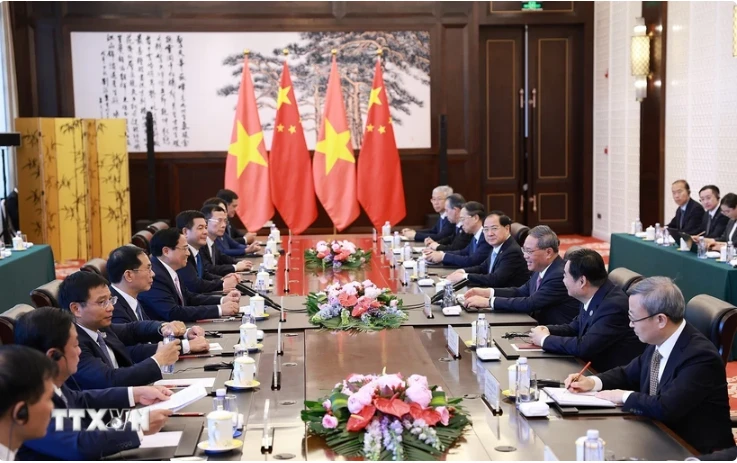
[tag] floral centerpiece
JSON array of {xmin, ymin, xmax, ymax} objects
[
  {"xmin": 301, "ymin": 371, "xmax": 471, "ymax": 461},
  {"xmin": 306, "ymin": 280, "xmax": 407, "ymax": 331},
  {"xmin": 304, "ymin": 240, "xmax": 372, "ymax": 269}
]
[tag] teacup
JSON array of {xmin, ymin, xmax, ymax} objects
[
  {"xmin": 239, "ymin": 323, "xmax": 258, "ymax": 347},
  {"xmin": 207, "ymin": 409, "xmax": 234, "ymax": 449},
  {"xmin": 251, "ymin": 295, "xmax": 265, "ymax": 316},
  {"xmin": 233, "ymin": 355, "xmax": 256, "ymax": 386}
]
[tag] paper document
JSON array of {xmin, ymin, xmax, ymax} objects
[
  {"xmin": 413, "ymin": 247, "xmax": 426, "ymax": 253},
  {"xmin": 208, "ymin": 343, "xmax": 223, "ymax": 351},
  {"xmin": 511, "ymin": 343, "xmax": 543, "ymax": 352},
  {"xmin": 542, "ymin": 387, "xmax": 617, "ymax": 407},
  {"xmin": 154, "ymin": 377, "xmax": 216, "ymax": 388},
  {"xmin": 143, "ymin": 384, "xmax": 208, "ymax": 412},
  {"xmin": 139, "ymin": 431, "xmax": 183, "ymax": 449}
]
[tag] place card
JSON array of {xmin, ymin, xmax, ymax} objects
[
  {"xmin": 423, "ymin": 294, "xmax": 433, "ymax": 319},
  {"xmin": 483, "ymin": 369, "xmax": 501, "ymax": 413},
  {"xmin": 446, "ymin": 325, "xmax": 460, "ymax": 359}
]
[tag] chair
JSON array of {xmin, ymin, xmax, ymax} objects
[
  {"xmin": 510, "ymin": 222, "xmax": 530, "ymax": 246},
  {"xmin": 146, "ymin": 221, "xmax": 170, "ymax": 234},
  {"xmin": 30, "ymin": 279, "xmax": 63, "ymax": 308},
  {"xmin": 0, "ymin": 304, "xmax": 35, "ymax": 345},
  {"xmin": 685, "ymin": 294, "xmax": 737, "ymax": 364},
  {"xmin": 608, "ymin": 267, "xmax": 644, "ymax": 295},
  {"xmin": 131, "ymin": 230, "xmax": 153, "ymax": 253},
  {"xmin": 81, "ymin": 258, "xmax": 109, "ymax": 281}
]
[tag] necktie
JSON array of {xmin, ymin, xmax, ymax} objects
[
  {"xmin": 56, "ymin": 388, "xmax": 69, "ymax": 407},
  {"xmin": 679, "ymin": 208, "xmax": 685, "ymax": 229},
  {"xmin": 471, "ymin": 237, "xmax": 478, "ymax": 254},
  {"xmin": 648, "ymin": 350, "xmax": 662, "ymax": 396},
  {"xmin": 706, "ymin": 214, "xmax": 712, "ymax": 235},
  {"xmin": 196, "ymin": 253, "xmax": 203, "ymax": 279},
  {"xmin": 488, "ymin": 250, "xmax": 498, "ymax": 273},
  {"xmin": 535, "ymin": 275, "xmax": 542, "ymax": 292},
  {"xmin": 96, "ymin": 332, "xmax": 115, "ymax": 368},
  {"xmin": 173, "ymin": 276, "xmax": 184, "ymax": 305},
  {"xmin": 134, "ymin": 301, "xmax": 144, "ymax": 321}
]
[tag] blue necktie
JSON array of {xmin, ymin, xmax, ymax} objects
[
  {"xmin": 96, "ymin": 332, "xmax": 115, "ymax": 367},
  {"xmin": 471, "ymin": 237, "xmax": 478, "ymax": 254},
  {"xmin": 488, "ymin": 250, "xmax": 498, "ymax": 273},
  {"xmin": 196, "ymin": 253, "xmax": 203, "ymax": 279}
]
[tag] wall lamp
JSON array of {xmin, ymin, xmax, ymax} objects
[{"xmin": 631, "ymin": 17, "xmax": 651, "ymax": 102}]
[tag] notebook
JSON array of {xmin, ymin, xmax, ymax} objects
[{"xmin": 542, "ymin": 387, "xmax": 617, "ymax": 408}]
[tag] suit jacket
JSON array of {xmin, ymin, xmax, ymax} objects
[
  {"xmin": 69, "ymin": 322, "xmax": 162, "ymax": 389},
  {"xmin": 177, "ymin": 251, "xmax": 224, "ymax": 294},
  {"xmin": 18, "ymin": 385, "xmax": 140, "ymax": 460},
  {"xmin": 492, "ymin": 256, "xmax": 580, "ymax": 325},
  {"xmin": 699, "ymin": 446, "xmax": 737, "ymax": 461},
  {"xmin": 700, "ymin": 209, "xmax": 729, "ymax": 239},
  {"xmin": 216, "ymin": 233, "xmax": 247, "ymax": 257},
  {"xmin": 543, "ymin": 281, "xmax": 646, "ymax": 371},
  {"xmin": 667, "ymin": 198, "xmax": 705, "ymax": 235},
  {"xmin": 201, "ymin": 242, "xmax": 237, "ymax": 276},
  {"xmin": 598, "ymin": 322, "xmax": 733, "ymax": 454},
  {"xmin": 227, "ymin": 222, "xmax": 246, "ymax": 243},
  {"xmin": 718, "ymin": 219, "xmax": 737, "ymax": 246},
  {"xmin": 111, "ymin": 287, "xmax": 149, "ymax": 324},
  {"xmin": 441, "ymin": 232, "xmax": 492, "ymax": 268},
  {"xmin": 436, "ymin": 225, "xmax": 472, "ymax": 252},
  {"xmin": 462, "ymin": 236, "xmax": 530, "ymax": 288},
  {"xmin": 138, "ymin": 256, "xmax": 221, "ymax": 322},
  {"xmin": 414, "ymin": 215, "xmax": 455, "ymax": 243}
]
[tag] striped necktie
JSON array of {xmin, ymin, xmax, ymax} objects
[{"xmin": 96, "ymin": 332, "xmax": 115, "ymax": 368}]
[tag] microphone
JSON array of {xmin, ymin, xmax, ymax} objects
[
  {"xmin": 430, "ymin": 278, "xmax": 469, "ymax": 304},
  {"xmin": 236, "ymin": 283, "xmax": 282, "ymax": 310}
]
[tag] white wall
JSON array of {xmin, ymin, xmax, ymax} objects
[
  {"xmin": 592, "ymin": 1, "xmax": 643, "ymax": 241},
  {"xmin": 665, "ymin": 1, "xmax": 737, "ymax": 222}
]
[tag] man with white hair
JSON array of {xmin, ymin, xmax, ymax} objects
[{"xmin": 402, "ymin": 185, "xmax": 455, "ymax": 243}]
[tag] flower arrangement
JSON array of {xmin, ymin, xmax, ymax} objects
[
  {"xmin": 306, "ymin": 280, "xmax": 407, "ymax": 331},
  {"xmin": 301, "ymin": 371, "xmax": 471, "ymax": 461},
  {"xmin": 304, "ymin": 240, "xmax": 372, "ymax": 269}
]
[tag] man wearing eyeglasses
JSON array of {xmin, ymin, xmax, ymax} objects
[
  {"xmin": 423, "ymin": 201, "xmax": 491, "ymax": 268},
  {"xmin": 59, "ymin": 271, "xmax": 182, "ymax": 390},
  {"xmin": 203, "ymin": 197, "xmax": 262, "ymax": 257},
  {"xmin": 564, "ymin": 277, "xmax": 733, "ymax": 454},
  {"xmin": 201, "ymin": 204, "xmax": 253, "ymax": 274}
]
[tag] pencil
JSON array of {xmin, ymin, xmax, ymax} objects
[{"xmin": 568, "ymin": 361, "xmax": 592, "ymax": 391}]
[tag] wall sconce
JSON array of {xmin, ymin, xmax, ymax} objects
[{"xmin": 631, "ymin": 17, "xmax": 651, "ymax": 101}]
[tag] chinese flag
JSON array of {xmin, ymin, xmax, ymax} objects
[
  {"xmin": 269, "ymin": 61, "xmax": 318, "ymax": 234},
  {"xmin": 224, "ymin": 52, "xmax": 274, "ymax": 232},
  {"xmin": 358, "ymin": 57, "xmax": 406, "ymax": 230},
  {"xmin": 313, "ymin": 55, "xmax": 359, "ymax": 231}
]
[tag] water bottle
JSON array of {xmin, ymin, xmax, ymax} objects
[
  {"xmin": 12, "ymin": 231, "xmax": 23, "ymax": 251},
  {"xmin": 212, "ymin": 388, "xmax": 226, "ymax": 411},
  {"xmin": 418, "ymin": 258, "xmax": 426, "ymax": 278},
  {"xmin": 475, "ymin": 314, "xmax": 488, "ymax": 348},
  {"xmin": 393, "ymin": 231, "xmax": 401, "ymax": 249},
  {"xmin": 382, "ymin": 221, "xmax": 391, "ymax": 237},
  {"xmin": 515, "ymin": 357, "xmax": 531, "ymax": 406},
  {"xmin": 654, "ymin": 223, "xmax": 662, "ymax": 243},
  {"xmin": 576, "ymin": 429, "xmax": 605, "ymax": 461},
  {"xmin": 728, "ymin": 242, "xmax": 735, "ymax": 262},
  {"xmin": 372, "ymin": 228, "xmax": 377, "ymax": 242},
  {"xmin": 161, "ymin": 335, "xmax": 175, "ymax": 374},
  {"xmin": 242, "ymin": 305, "xmax": 254, "ymax": 326},
  {"xmin": 442, "ymin": 283, "xmax": 456, "ymax": 308},
  {"xmin": 403, "ymin": 243, "xmax": 412, "ymax": 261},
  {"xmin": 697, "ymin": 237, "xmax": 707, "ymax": 259},
  {"xmin": 635, "ymin": 218, "xmax": 643, "ymax": 234}
]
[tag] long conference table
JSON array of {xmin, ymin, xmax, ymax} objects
[{"xmin": 112, "ymin": 234, "xmax": 697, "ymax": 461}]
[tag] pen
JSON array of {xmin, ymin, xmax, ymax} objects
[
  {"xmin": 179, "ymin": 353, "xmax": 220, "ymax": 359},
  {"xmin": 195, "ymin": 317, "xmax": 236, "ymax": 323},
  {"xmin": 568, "ymin": 361, "xmax": 592, "ymax": 391},
  {"xmin": 170, "ymin": 412, "xmax": 205, "ymax": 417}
]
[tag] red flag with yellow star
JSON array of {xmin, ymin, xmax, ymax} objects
[
  {"xmin": 357, "ymin": 57, "xmax": 406, "ymax": 230},
  {"xmin": 269, "ymin": 60, "xmax": 317, "ymax": 234},
  {"xmin": 313, "ymin": 55, "xmax": 359, "ymax": 231},
  {"xmin": 224, "ymin": 52, "xmax": 274, "ymax": 232}
]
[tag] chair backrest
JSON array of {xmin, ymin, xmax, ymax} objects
[
  {"xmin": 146, "ymin": 221, "xmax": 170, "ymax": 234},
  {"xmin": 685, "ymin": 294, "xmax": 737, "ymax": 363},
  {"xmin": 510, "ymin": 222, "xmax": 530, "ymax": 246},
  {"xmin": 0, "ymin": 304, "xmax": 35, "ymax": 345},
  {"xmin": 81, "ymin": 257, "xmax": 109, "ymax": 281},
  {"xmin": 608, "ymin": 267, "xmax": 644, "ymax": 295},
  {"xmin": 131, "ymin": 230, "xmax": 153, "ymax": 253},
  {"xmin": 30, "ymin": 279, "xmax": 63, "ymax": 309}
]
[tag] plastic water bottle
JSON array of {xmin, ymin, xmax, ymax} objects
[
  {"xmin": 635, "ymin": 218, "xmax": 643, "ymax": 234},
  {"xmin": 12, "ymin": 231, "xmax": 23, "ymax": 251},
  {"xmin": 576, "ymin": 429, "xmax": 605, "ymax": 461},
  {"xmin": 515, "ymin": 357, "xmax": 531, "ymax": 406},
  {"xmin": 418, "ymin": 258, "xmax": 426, "ymax": 278},
  {"xmin": 697, "ymin": 237, "xmax": 707, "ymax": 259},
  {"xmin": 403, "ymin": 243, "xmax": 412, "ymax": 262},
  {"xmin": 475, "ymin": 314, "xmax": 488, "ymax": 348},
  {"xmin": 372, "ymin": 228, "xmax": 377, "ymax": 242},
  {"xmin": 382, "ymin": 221, "xmax": 391, "ymax": 237},
  {"xmin": 728, "ymin": 242, "xmax": 735, "ymax": 262},
  {"xmin": 242, "ymin": 306, "xmax": 254, "ymax": 326},
  {"xmin": 442, "ymin": 283, "xmax": 455, "ymax": 308},
  {"xmin": 212, "ymin": 388, "xmax": 226, "ymax": 411},
  {"xmin": 654, "ymin": 223, "xmax": 662, "ymax": 243},
  {"xmin": 161, "ymin": 335, "xmax": 175, "ymax": 374},
  {"xmin": 393, "ymin": 231, "xmax": 401, "ymax": 249}
]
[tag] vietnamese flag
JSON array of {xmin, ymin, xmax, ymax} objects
[
  {"xmin": 313, "ymin": 54, "xmax": 360, "ymax": 231},
  {"xmin": 224, "ymin": 51, "xmax": 274, "ymax": 232},
  {"xmin": 358, "ymin": 56, "xmax": 406, "ymax": 229},
  {"xmin": 269, "ymin": 60, "xmax": 317, "ymax": 234}
]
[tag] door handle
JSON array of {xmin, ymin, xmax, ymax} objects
[
  {"xmin": 520, "ymin": 194, "xmax": 525, "ymax": 213},
  {"xmin": 529, "ymin": 195, "xmax": 537, "ymax": 213},
  {"xmin": 529, "ymin": 88, "xmax": 537, "ymax": 109},
  {"xmin": 519, "ymin": 89, "xmax": 524, "ymax": 109}
]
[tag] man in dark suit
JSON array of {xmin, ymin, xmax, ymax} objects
[
  {"xmin": 698, "ymin": 446, "xmax": 737, "ymax": 461},
  {"xmin": 201, "ymin": 204, "xmax": 252, "ymax": 276},
  {"xmin": 424, "ymin": 194, "xmax": 472, "ymax": 252},
  {"xmin": 0, "ymin": 346, "xmax": 56, "ymax": 462},
  {"xmin": 697, "ymin": 185, "xmax": 729, "ymax": 239},
  {"xmin": 175, "ymin": 210, "xmax": 240, "ymax": 294},
  {"xmin": 446, "ymin": 211, "xmax": 530, "ymax": 288},
  {"xmin": 216, "ymin": 189, "xmax": 258, "ymax": 245},
  {"xmin": 402, "ymin": 185, "xmax": 455, "ymax": 243},
  {"xmin": 464, "ymin": 225, "xmax": 580, "ymax": 325},
  {"xmin": 529, "ymin": 249, "xmax": 645, "ymax": 371},
  {"xmin": 138, "ymin": 228, "xmax": 241, "ymax": 322},
  {"xmin": 706, "ymin": 193, "xmax": 737, "ymax": 250},
  {"xmin": 14, "ymin": 308, "xmax": 172, "ymax": 460},
  {"xmin": 204, "ymin": 196, "xmax": 261, "ymax": 257},
  {"xmin": 58, "ymin": 271, "xmax": 186, "ymax": 389},
  {"xmin": 565, "ymin": 277, "xmax": 733, "ymax": 454},
  {"xmin": 666, "ymin": 179, "xmax": 705, "ymax": 235},
  {"xmin": 424, "ymin": 201, "xmax": 491, "ymax": 268}
]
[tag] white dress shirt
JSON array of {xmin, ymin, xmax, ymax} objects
[
  {"xmin": 160, "ymin": 259, "xmax": 223, "ymax": 315},
  {"xmin": 729, "ymin": 221, "xmax": 737, "ymax": 242},
  {"xmin": 0, "ymin": 442, "xmax": 16, "ymax": 461},
  {"xmin": 76, "ymin": 324, "xmax": 120, "ymax": 369},
  {"xmin": 489, "ymin": 260, "xmax": 553, "ymax": 309}
]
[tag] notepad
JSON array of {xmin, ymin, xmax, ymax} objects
[
  {"xmin": 511, "ymin": 342, "xmax": 543, "ymax": 352},
  {"xmin": 542, "ymin": 387, "xmax": 617, "ymax": 407},
  {"xmin": 142, "ymin": 384, "xmax": 208, "ymax": 412},
  {"xmin": 209, "ymin": 343, "xmax": 223, "ymax": 351},
  {"xmin": 139, "ymin": 431, "xmax": 183, "ymax": 448},
  {"xmin": 154, "ymin": 377, "xmax": 216, "ymax": 388},
  {"xmin": 413, "ymin": 246, "xmax": 426, "ymax": 253}
]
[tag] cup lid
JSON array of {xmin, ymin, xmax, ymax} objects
[
  {"xmin": 235, "ymin": 356, "xmax": 255, "ymax": 364},
  {"xmin": 240, "ymin": 323, "xmax": 257, "ymax": 329},
  {"xmin": 208, "ymin": 410, "xmax": 233, "ymax": 420}
]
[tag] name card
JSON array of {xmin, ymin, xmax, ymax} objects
[
  {"xmin": 544, "ymin": 445, "xmax": 559, "ymax": 461},
  {"xmin": 277, "ymin": 323, "xmax": 283, "ymax": 355},
  {"xmin": 483, "ymin": 369, "xmax": 501, "ymax": 413},
  {"xmin": 447, "ymin": 325, "xmax": 460, "ymax": 359},
  {"xmin": 423, "ymin": 294, "xmax": 433, "ymax": 318}
]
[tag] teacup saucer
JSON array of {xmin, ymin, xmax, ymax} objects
[
  {"xmin": 197, "ymin": 439, "xmax": 243, "ymax": 453},
  {"xmin": 225, "ymin": 379, "xmax": 260, "ymax": 390},
  {"xmin": 255, "ymin": 313, "xmax": 269, "ymax": 321}
]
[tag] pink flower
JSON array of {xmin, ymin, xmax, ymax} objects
[
  {"xmin": 332, "ymin": 243, "xmax": 341, "ymax": 252},
  {"xmin": 362, "ymin": 280, "xmax": 376, "ymax": 288},
  {"xmin": 390, "ymin": 299, "xmax": 398, "ymax": 307},
  {"xmin": 364, "ymin": 287, "xmax": 382, "ymax": 300},
  {"xmin": 405, "ymin": 384, "xmax": 432, "ymax": 408},
  {"xmin": 377, "ymin": 374, "xmax": 405, "ymax": 391},
  {"xmin": 436, "ymin": 406, "xmax": 450, "ymax": 426},
  {"xmin": 322, "ymin": 399, "xmax": 332, "ymax": 410},
  {"xmin": 347, "ymin": 390, "xmax": 374, "ymax": 414},
  {"xmin": 343, "ymin": 285, "xmax": 358, "ymax": 296},
  {"xmin": 322, "ymin": 414, "xmax": 338, "ymax": 429},
  {"xmin": 338, "ymin": 293, "xmax": 358, "ymax": 307},
  {"xmin": 407, "ymin": 374, "xmax": 429, "ymax": 389}
]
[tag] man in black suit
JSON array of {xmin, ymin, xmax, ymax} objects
[
  {"xmin": 697, "ymin": 185, "xmax": 729, "ymax": 239},
  {"xmin": 424, "ymin": 201, "xmax": 492, "ymax": 268},
  {"xmin": 446, "ymin": 211, "xmax": 530, "ymax": 288},
  {"xmin": 14, "ymin": 308, "xmax": 172, "ymax": 460},
  {"xmin": 706, "ymin": 193, "xmax": 737, "ymax": 250},
  {"xmin": 529, "ymin": 249, "xmax": 645, "ymax": 371},
  {"xmin": 201, "ymin": 204, "xmax": 253, "ymax": 276},
  {"xmin": 402, "ymin": 185, "xmax": 455, "ymax": 243},
  {"xmin": 138, "ymin": 228, "xmax": 241, "ymax": 322},
  {"xmin": 565, "ymin": 277, "xmax": 733, "ymax": 454},
  {"xmin": 58, "ymin": 271, "xmax": 182, "ymax": 389},
  {"xmin": 464, "ymin": 225, "xmax": 579, "ymax": 325},
  {"xmin": 698, "ymin": 446, "xmax": 737, "ymax": 461},
  {"xmin": 424, "ymin": 194, "xmax": 472, "ymax": 252},
  {"xmin": 203, "ymin": 197, "xmax": 262, "ymax": 258},
  {"xmin": 216, "ymin": 189, "xmax": 257, "ymax": 245},
  {"xmin": 666, "ymin": 179, "xmax": 705, "ymax": 235}
]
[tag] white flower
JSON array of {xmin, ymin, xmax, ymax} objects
[
  {"xmin": 364, "ymin": 287, "xmax": 382, "ymax": 300},
  {"xmin": 362, "ymin": 280, "xmax": 376, "ymax": 288}
]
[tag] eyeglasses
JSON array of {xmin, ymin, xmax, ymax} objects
[
  {"xmin": 629, "ymin": 312, "xmax": 663, "ymax": 324},
  {"xmin": 483, "ymin": 226, "xmax": 502, "ymax": 232},
  {"xmin": 459, "ymin": 215, "xmax": 471, "ymax": 221},
  {"xmin": 208, "ymin": 218, "xmax": 228, "ymax": 225},
  {"xmin": 522, "ymin": 247, "xmax": 543, "ymax": 255},
  {"xmin": 84, "ymin": 296, "xmax": 118, "ymax": 309},
  {"xmin": 130, "ymin": 267, "xmax": 153, "ymax": 274}
]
